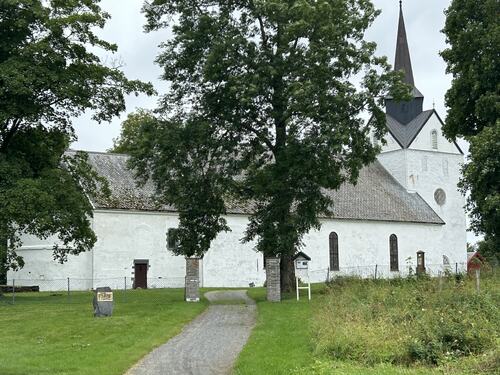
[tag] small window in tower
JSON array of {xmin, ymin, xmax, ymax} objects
[
  {"xmin": 422, "ymin": 156, "xmax": 428, "ymax": 172},
  {"xmin": 442, "ymin": 159, "xmax": 449, "ymax": 177},
  {"xmin": 431, "ymin": 130, "xmax": 438, "ymax": 150}
]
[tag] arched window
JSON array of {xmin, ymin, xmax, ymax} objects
[
  {"xmin": 431, "ymin": 130, "xmax": 438, "ymax": 150},
  {"xmin": 389, "ymin": 234, "xmax": 399, "ymax": 272},
  {"xmin": 167, "ymin": 228, "xmax": 179, "ymax": 250},
  {"xmin": 329, "ymin": 232, "xmax": 339, "ymax": 271}
]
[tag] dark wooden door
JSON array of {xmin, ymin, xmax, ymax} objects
[{"xmin": 134, "ymin": 263, "xmax": 148, "ymax": 289}]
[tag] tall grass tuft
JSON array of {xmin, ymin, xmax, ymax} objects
[{"xmin": 313, "ymin": 272, "xmax": 499, "ymax": 367}]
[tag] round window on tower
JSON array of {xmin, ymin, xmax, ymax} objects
[{"xmin": 434, "ymin": 188, "xmax": 446, "ymax": 206}]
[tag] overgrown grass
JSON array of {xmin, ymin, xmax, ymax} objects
[
  {"xmin": 315, "ymin": 273, "xmax": 499, "ymax": 368},
  {"xmin": 0, "ymin": 288, "xmax": 207, "ymax": 375},
  {"xmin": 236, "ymin": 272, "xmax": 500, "ymax": 375}
]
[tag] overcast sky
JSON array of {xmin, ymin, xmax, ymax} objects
[{"xmin": 72, "ymin": 0, "xmax": 458, "ymax": 152}]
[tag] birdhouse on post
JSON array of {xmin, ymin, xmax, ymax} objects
[
  {"xmin": 416, "ymin": 251, "xmax": 426, "ymax": 275},
  {"xmin": 293, "ymin": 252, "xmax": 311, "ymax": 301}
]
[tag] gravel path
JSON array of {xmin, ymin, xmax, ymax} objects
[{"xmin": 125, "ymin": 290, "xmax": 256, "ymax": 375}]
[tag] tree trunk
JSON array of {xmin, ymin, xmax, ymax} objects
[{"xmin": 280, "ymin": 253, "xmax": 296, "ymax": 293}]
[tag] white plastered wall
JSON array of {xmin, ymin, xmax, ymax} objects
[
  {"xmin": 9, "ymin": 209, "xmax": 465, "ymax": 289},
  {"xmin": 376, "ymin": 112, "xmax": 467, "ymax": 269},
  {"xmin": 6, "ymin": 233, "xmax": 93, "ymax": 290},
  {"xmin": 302, "ymin": 218, "xmax": 463, "ymax": 281},
  {"xmin": 380, "ymin": 131, "xmax": 403, "ymax": 152}
]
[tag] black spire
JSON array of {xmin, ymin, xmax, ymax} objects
[
  {"xmin": 385, "ymin": 1, "xmax": 424, "ymax": 125},
  {"xmin": 394, "ymin": 1, "xmax": 415, "ymax": 86}
]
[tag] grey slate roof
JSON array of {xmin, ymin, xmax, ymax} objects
[
  {"xmin": 83, "ymin": 151, "xmax": 444, "ymax": 225},
  {"xmin": 386, "ymin": 109, "xmax": 434, "ymax": 148}
]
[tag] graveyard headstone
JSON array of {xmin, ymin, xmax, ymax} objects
[{"xmin": 93, "ymin": 287, "xmax": 114, "ymax": 317}]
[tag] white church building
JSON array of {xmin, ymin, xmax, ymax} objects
[{"xmin": 8, "ymin": 6, "xmax": 467, "ymax": 290}]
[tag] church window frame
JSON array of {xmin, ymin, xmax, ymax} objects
[
  {"xmin": 434, "ymin": 188, "xmax": 447, "ymax": 206},
  {"xmin": 442, "ymin": 159, "xmax": 449, "ymax": 177},
  {"xmin": 329, "ymin": 232, "xmax": 339, "ymax": 271},
  {"xmin": 389, "ymin": 234, "xmax": 399, "ymax": 272},
  {"xmin": 431, "ymin": 130, "xmax": 438, "ymax": 150},
  {"xmin": 422, "ymin": 156, "xmax": 428, "ymax": 172},
  {"xmin": 167, "ymin": 228, "xmax": 179, "ymax": 251}
]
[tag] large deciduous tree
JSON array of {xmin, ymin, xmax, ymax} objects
[
  {"xmin": 138, "ymin": 0, "xmax": 407, "ymax": 291},
  {"xmin": 0, "ymin": 0, "xmax": 154, "ymax": 283},
  {"xmin": 441, "ymin": 0, "xmax": 499, "ymax": 258}
]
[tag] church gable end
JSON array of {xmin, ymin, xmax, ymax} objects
[{"xmin": 408, "ymin": 111, "xmax": 464, "ymax": 154}]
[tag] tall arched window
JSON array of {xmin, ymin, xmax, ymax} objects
[
  {"xmin": 329, "ymin": 232, "xmax": 339, "ymax": 271},
  {"xmin": 431, "ymin": 130, "xmax": 438, "ymax": 150},
  {"xmin": 389, "ymin": 234, "xmax": 399, "ymax": 272}
]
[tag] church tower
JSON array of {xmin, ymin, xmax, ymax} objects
[{"xmin": 376, "ymin": 1, "xmax": 467, "ymax": 266}]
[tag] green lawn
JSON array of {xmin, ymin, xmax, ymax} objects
[
  {"xmin": 0, "ymin": 289, "xmax": 207, "ymax": 375},
  {"xmin": 1, "ymin": 275, "xmax": 498, "ymax": 375},
  {"xmin": 235, "ymin": 274, "xmax": 499, "ymax": 375}
]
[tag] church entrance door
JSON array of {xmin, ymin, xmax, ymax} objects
[{"xmin": 134, "ymin": 260, "xmax": 148, "ymax": 289}]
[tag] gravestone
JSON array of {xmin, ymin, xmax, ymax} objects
[
  {"xmin": 266, "ymin": 257, "xmax": 281, "ymax": 302},
  {"xmin": 416, "ymin": 251, "xmax": 426, "ymax": 275},
  {"xmin": 93, "ymin": 287, "xmax": 114, "ymax": 317},
  {"xmin": 185, "ymin": 258, "xmax": 200, "ymax": 302}
]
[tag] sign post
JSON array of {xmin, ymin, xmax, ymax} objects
[{"xmin": 294, "ymin": 252, "xmax": 311, "ymax": 301}]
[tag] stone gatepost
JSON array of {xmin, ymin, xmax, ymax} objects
[
  {"xmin": 185, "ymin": 257, "xmax": 200, "ymax": 302},
  {"xmin": 265, "ymin": 257, "xmax": 281, "ymax": 302}
]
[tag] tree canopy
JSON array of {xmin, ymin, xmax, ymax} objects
[
  {"xmin": 458, "ymin": 126, "xmax": 499, "ymax": 260},
  {"xmin": 441, "ymin": 0, "xmax": 499, "ymax": 255},
  {"xmin": 0, "ymin": 0, "xmax": 153, "ymax": 282},
  {"xmin": 109, "ymin": 109, "xmax": 156, "ymax": 154},
  {"xmin": 135, "ymin": 0, "xmax": 408, "ymax": 290},
  {"xmin": 441, "ymin": 0, "xmax": 499, "ymax": 139}
]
